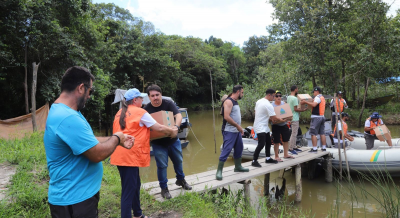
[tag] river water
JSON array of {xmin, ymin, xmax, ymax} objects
[{"xmin": 137, "ymin": 110, "xmax": 400, "ymax": 217}]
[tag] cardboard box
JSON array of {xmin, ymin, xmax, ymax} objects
[
  {"xmin": 274, "ymin": 103, "xmax": 293, "ymax": 121},
  {"xmin": 149, "ymin": 110, "xmax": 175, "ymax": 140},
  {"xmin": 297, "ymin": 94, "xmax": 313, "ymax": 110},
  {"xmin": 374, "ymin": 124, "xmax": 392, "ymax": 142}
]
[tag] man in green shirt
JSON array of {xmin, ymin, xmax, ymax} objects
[{"xmin": 287, "ymin": 85, "xmax": 307, "ymax": 154}]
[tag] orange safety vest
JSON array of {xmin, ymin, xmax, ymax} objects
[
  {"xmin": 110, "ymin": 105, "xmax": 151, "ymax": 167},
  {"xmin": 334, "ymin": 98, "xmax": 345, "ymax": 113},
  {"xmin": 365, "ymin": 118, "xmax": 381, "ymax": 135},
  {"xmin": 331, "ymin": 121, "xmax": 348, "ymax": 139},
  {"xmin": 312, "ymin": 94, "xmax": 325, "ymax": 116},
  {"xmin": 251, "ymin": 128, "xmax": 258, "ymax": 140}
]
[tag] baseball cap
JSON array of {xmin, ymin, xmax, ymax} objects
[
  {"xmin": 337, "ymin": 91, "xmax": 343, "ymax": 95},
  {"xmin": 313, "ymin": 87, "xmax": 322, "ymax": 93},
  {"xmin": 124, "ymin": 88, "xmax": 147, "ymax": 101},
  {"xmin": 275, "ymin": 90, "xmax": 282, "ymax": 95}
]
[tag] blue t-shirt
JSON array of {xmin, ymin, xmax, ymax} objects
[{"xmin": 43, "ymin": 103, "xmax": 102, "ymax": 206}]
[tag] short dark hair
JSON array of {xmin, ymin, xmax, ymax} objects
[
  {"xmin": 233, "ymin": 85, "xmax": 243, "ymax": 93},
  {"xmin": 61, "ymin": 66, "xmax": 95, "ymax": 92},
  {"xmin": 290, "ymin": 85, "xmax": 298, "ymax": 91},
  {"xmin": 146, "ymin": 84, "xmax": 162, "ymax": 95},
  {"xmin": 265, "ymin": 88, "xmax": 275, "ymax": 95}
]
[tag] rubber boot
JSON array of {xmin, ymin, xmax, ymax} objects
[
  {"xmin": 216, "ymin": 161, "xmax": 224, "ymax": 180},
  {"xmin": 234, "ymin": 158, "xmax": 249, "ymax": 172}
]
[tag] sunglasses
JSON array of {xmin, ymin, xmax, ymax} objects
[
  {"xmin": 84, "ymin": 84, "xmax": 94, "ymax": 96},
  {"xmin": 276, "ymin": 95, "xmax": 282, "ymax": 97}
]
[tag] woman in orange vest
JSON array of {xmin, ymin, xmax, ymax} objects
[
  {"xmin": 110, "ymin": 88, "xmax": 177, "ymax": 218},
  {"xmin": 331, "ymin": 113, "xmax": 354, "ymax": 148},
  {"xmin": 364, "ymin": 112, "xmax": 392, "ymax": 150}
]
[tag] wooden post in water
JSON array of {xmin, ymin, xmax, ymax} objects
[
  {"xmin": 334, "ymin": 94, "xmax": 343, "ymax": 180},
  {"xmin": 278, "ymin": 169, "xmax": 285, "ymax": 178},
  {"xmin": 325, "ymin": 155, "xmax": 333, "ymax": 183},
  {"xmin": 338, "ymin": 112, "xmax": 351, "ymax": 180},
  {"xmin": 263, "ymin": 173, "xmax": 270, "ymax": 196},
  {"xmin": 295, "ymin": 164, "xmax": 302, "ymax": 202},
  {"xmin": 239, "ymin": 180, "xmax": 251, "ymax": 205}
]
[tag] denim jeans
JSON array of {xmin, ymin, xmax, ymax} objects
[
  {"xmin": 117, "ymin": 166, "xmax": 141, "ymax": 218},
  {"xmin": 151, "ymin": 139, "xmax": 185, "ymax": 189}
]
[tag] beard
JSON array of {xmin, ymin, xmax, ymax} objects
[
  {"xmin": 295, "ymin": 92, "xmax": 298, "ymax": 96},
  {"xmin": 77, "ymin": 96, "xmax": 87, "ymax": 111},
  {"xmin": 238, "ymin": 95, "xmax": 242, "ymax": 100}
]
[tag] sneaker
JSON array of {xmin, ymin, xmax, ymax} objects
[
  {"xmin": 294, "ymin": 148, "xmax": 302, "ymax": 152},
  {"xmin": 265, "ymin": 158, "xmax": 278, "ymax": 164},
  {"xmin": 251, "ymin": 160, "xmax": 262, "ymax": 167},
  {"xmin": 321, "ymin": 148, "xmax": 327, "ymax": 151},
  {"xmin": 309, "ymin": 148, "xmax": 318, "ymax": 153},
  {"xmin": 289, "ymin": 149, "xmax": 298, "ymax": 155},
  {"xmin": 161, "ymin": 187, "xmax": 172, "ymax": 199},
  {"xmin": 175, "ymin": 179, "xmax": 192, "ymax": 190}
]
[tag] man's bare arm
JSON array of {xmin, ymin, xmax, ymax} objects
[{"xmin": 85, "ymin": 132, "xmax": 134, "ymax": 163}]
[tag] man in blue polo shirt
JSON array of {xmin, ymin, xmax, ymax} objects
[{"xmin": 44, "ymin": 66, "xmax": 134, "ymax": 218}]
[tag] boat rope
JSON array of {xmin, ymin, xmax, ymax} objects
[{"xmin": 188, "ymin": 125, "xmax": 205, "ymax": 149}]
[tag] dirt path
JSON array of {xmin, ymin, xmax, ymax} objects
[{"xmin": 0, "ymin": 163, "xmax": 16, "ymax": 201}]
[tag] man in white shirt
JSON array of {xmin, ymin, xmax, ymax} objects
[
  {"xmin": 252, "ymin": 89, "xmax": 286, "ymax": 167},
  {"xmin": 331, "ymin": 112, "xmax": 354, "ymax": 148},
  {"xmin": 364, "ymin": 112, "xmax": 392, "ymax": 149},
  {"xmin": 301, "ymin": 87, "xmax": 327, "ymax": 152}
]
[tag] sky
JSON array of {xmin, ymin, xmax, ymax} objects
[{"xmin": 92, "ymin": 0, "xmax": 400, "ymax": 46}]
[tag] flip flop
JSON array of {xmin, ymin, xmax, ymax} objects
[
  {"xmin": 283, "ymin": 156, "xmax": 295, "ymax": 159},
  {"xmin": 275, "ymin": 158, "xmax": 283, "ymax": 162}
]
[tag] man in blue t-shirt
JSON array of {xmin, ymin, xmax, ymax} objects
[{"xmin": 44, "ymin": 66, "xmax": 134, "ymax": 218}]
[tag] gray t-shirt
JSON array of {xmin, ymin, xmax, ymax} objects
[
  {"xmin": 272, "ymin": 101, "xmax": 287, "ymax": 126},
  {"xmin": 223, "ymin": 97, "xmax": 241, "ymax": 132}
]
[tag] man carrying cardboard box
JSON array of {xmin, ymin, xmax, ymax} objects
[
  {"xmin": 364, "ymin": 112, "xmax": 392, "ymax": 149},
  {"xmin": 272, "ymin": 91, "xmax": 295, "ymax": 160},
  {"xmin": 250, "ymin": 88, "xmax": 286, "ymax": 167},
  {"xmin": 287, "ymin": 85, "xmax": 307, "ymax": 154},
  {"xmin": 301, "ymin": 87, "xmax": 327, "ymax": 152},
  {"xmin": 144, "ymin": 85, "xmax": 192, "ymax": 200}
]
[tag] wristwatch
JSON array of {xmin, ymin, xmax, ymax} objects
[{"xmin": 174, "ymin": 125, "xmax": 180, "ymax": 130}]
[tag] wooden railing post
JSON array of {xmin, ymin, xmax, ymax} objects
[{"xmin": 295, "ymin": 164, "xmax": 302, "ymax": 202}]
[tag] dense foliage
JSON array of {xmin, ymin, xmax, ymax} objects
[{"xmin": 1, "ymin": 0, "xmax": 399, "ymax": 126}]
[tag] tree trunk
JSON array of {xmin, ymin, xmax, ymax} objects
[
  {"xmin": 31, "ymin": 62, "xmax": 40, "ymax": 132},
  {"xmin": 312, "ymin": 74, "xmax": 317, "ymax": 87},
  {"xmin": 341, "ymin": 60, "xmax": 346, "ymax": 99},
  {"xmin": 356, "ymin": 77, "xmax": 360, "ymax": 108},
  {"xmin": 358, "ymin": 78, "xmax": 370, "ymax": 127},
  {"xmin": 24, "ymin": 44, "xmax": 29, "ymax": 114}
]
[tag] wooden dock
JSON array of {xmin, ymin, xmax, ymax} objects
[{"xmin": 142, "ymin": 147, "xmax": 330, "ymax": 202}]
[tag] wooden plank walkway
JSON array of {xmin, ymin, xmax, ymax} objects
[{"xmin": 142, "ymin": 147, "xmax": 329, "ymax": 201}]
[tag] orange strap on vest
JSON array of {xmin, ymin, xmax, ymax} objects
[
  {"xmin": 110, "ymin": 105, "xmax": 151, "ymax": 167},
  {"xmin": 312, "ymin": 94, "xmax": 325, "ymax": 116},
  {"xmin": 331, "ymin": 121, "xmax": 348, "ymax": 139},
  {"xmin": 366, "ymin": 118, "xmax": 381, "ymax": 135}
]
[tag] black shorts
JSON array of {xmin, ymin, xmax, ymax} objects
[
  {"xmin": 272, "ymin": 124, "xmax": 290, "ymax": 143},
  {"xmin": 49, "ymin": 192, "xmax": 100, "ymax": 218}
]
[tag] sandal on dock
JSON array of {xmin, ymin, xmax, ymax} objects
[
  {"xmin": 283, "ymin": 156, "xmax": 295, "ymax": 159},
  {"xmin": 275, "ymin": 158, "xmax": 283, "ymax": 162}
]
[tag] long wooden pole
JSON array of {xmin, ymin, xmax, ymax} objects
[
  {"xmin": 334, "ymin": 94, "xmax": 343, "ymax": 180},
  {"xmin": 31, "ymin": 62, "xmax": 40, "ymax": 132},
  {"xmin": 209, "ymin": 69, "xmax": 217, "ymax": 154},
  {"xmin": 338, "ymin": 112, "xmax": 351, "ymax": 180}
]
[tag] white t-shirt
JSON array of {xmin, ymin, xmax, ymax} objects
[
  {"xmin": 139, "ymin": 112, "xmax": 157, "ymax": 127},
  {"xmin": 253, "ymin": 98, "xmax": 276, "ymax": 134},
  {"xmin": 311, "ymin": 95, "xmax": 324, "ymax": 118},
  {"xmin": 364, "ymin": 119, "xmax": 384, "ymax": 134}
]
